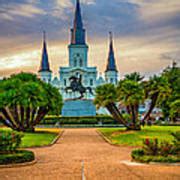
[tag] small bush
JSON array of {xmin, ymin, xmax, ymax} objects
[
  {"xmin": 0, "ymin": 131, "xmax": 24, "ymax": 154},
  {"xmin": 143, "ymin": 138, "xmax": 159, "ymax": 156},
  {"xmin": 0, "ymin": 150, "xmax": 35, "ymax": 165}
]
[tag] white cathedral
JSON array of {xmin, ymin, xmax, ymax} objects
[{"xmin": 38, "ymin": 0, "xmax": 119, "ymax": 100}]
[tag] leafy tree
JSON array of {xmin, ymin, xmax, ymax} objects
[
  {"xmin": 170, "ymin": 100, "xmax": 180, "ymax": 122},
  {"xmin": 161, "ymin": 63, "xmax": 180, "ymax": 119},
  {"xmin": 142, "ymin": 75, "xmax": 171, "ymax": 122},
  {"xmin": 0, "ymin": 73, "xmax": 63, "ymax": 132}
]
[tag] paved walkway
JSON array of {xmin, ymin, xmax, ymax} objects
[{"xmin": 0, "ymin": 129, "xmax": 180, "ymax": 180}]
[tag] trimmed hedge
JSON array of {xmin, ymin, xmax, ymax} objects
[
  {"xmin": 0, "ymin": 150, "xmax": 35, "ymax": 165},
  {"xmin": 131, "ymin": 149, "xmax": 180, "ymax": 163},
  {"xmin": 41, "ymin": 115, "xmax": 117, "ymax": 125}
]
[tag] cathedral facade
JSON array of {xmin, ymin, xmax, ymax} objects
[{"xmin": 38, "ymin": 0, "xmax": 119, "ymax": 100}]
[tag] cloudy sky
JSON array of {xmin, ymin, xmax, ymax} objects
[{"xmin": 0, "ymin": 0, "xmax": 180, "ymax": 78}]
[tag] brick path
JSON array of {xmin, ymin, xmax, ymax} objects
[{"xmin": 0, "ymin": 129, "xmax": 180, "ymax": 180}]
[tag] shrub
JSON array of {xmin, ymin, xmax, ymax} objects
[
  {"xmin": 41, "ymin": 115, "xmax": 116, "ymax": 125},
  {"xmin": 171, "ymin": 131, "xmax": 180, "ymax": 155},
  {"xmin": 159, "ymin": 141, "xmax": 173, "ymax": 157},
  {"xmin": 132, "ymin": 131, "xmax": 180, "ymax": 163},
  {"xmin": 0, "ymin": 150, "xmax": 35, "ymax": 165},
  {"xmin": 131, "ymin": 149, "xmax": 144, "ymax": 159},
  {"xmin": 143, "ymin": 138, "xmax": 159, "ymax": 156},
  {"xmin": 131, "ymin": 149, "xmax": 180, "ymax": 163},
  {"xmin": 0, "ymin": 131, "xmax": 24, "ymax": 154}
]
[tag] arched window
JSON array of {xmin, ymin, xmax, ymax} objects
[
  {"xmin": 64, "ymin": 79, "xmax": 66, "ymax": 86},
  {"xmin": 80, "ymin": 59, "xmax": 83, "ymax": 67},
  {"xmin": 110, "ymin": 78, "xmax": 113, "ymax": 83},
  {"xmin": 76, "ymin": 72, "xmax": 79, "ymax": 77},
  {"xmin": 74, "ymin": 59, "xmax": 77, "ymax": 67},
  {"xmin": 90, "ymin": 79, "xmax": 93, "ymax": 86}
]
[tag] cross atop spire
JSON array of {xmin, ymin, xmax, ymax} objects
[
  {"xmin": 39, "ymin": 31, "xmax": 51, "ymax": 72},
  {"xmin": 71, "ymin": 0, "xmax": 86, "ymax": 45},
  {"xmin": 105, "ymin": 32, "xmax": 118, "ymax": 72},
  {"xmin": 43, "ymin": 31, "xmax": 46, "ymax": 43}
]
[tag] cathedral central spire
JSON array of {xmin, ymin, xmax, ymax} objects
[
  {"xmin": 71, "ymin": 0, "xmax": 86, "ymax": 45},
  {"xmin": 74, "ymin": 0, "xmax": 83, "ymax": 29}
]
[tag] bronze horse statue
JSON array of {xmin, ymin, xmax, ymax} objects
[{"xmin": 65, "ymin": 75, "xmax": 93, "ymax": 99}]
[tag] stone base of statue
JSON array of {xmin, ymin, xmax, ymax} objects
[{"xmin": 62, "ymin": 99, "xmax": 96, "ymax": 117}]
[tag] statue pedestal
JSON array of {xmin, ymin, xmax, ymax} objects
[{"xmin": 62, "ymin": 99, "xmax": 96, "ymax": 117}]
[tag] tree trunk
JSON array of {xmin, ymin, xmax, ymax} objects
[
  {"xmin": 142, "ymin": 92, "xmax": 159, "ymax": 122},
  {"xmin": 135, "ymin": 104, "xmax": 139, "ymax": 121},
  {"xmin": 9, "ymin": 106, "xmax": 25, "ymax": 131},
  {"xmin": 131, "ymin": 105, "xmax": 136, "ymax": 125},
  {"xmin": 106, "ymin": 103, "xmax": 130, "ymax": 129},
  {"xmin": 1, "ymin": 107, "xmax": 18, "ymax": 130},
  {"xmin": 20, "ymin": 105, "xmax": 25, "ymax": 127},
  {"xmin": 0, "ymin": 112, "xmax": 14, "ymax": 129},
  {"xmin": 126, "ymin": 105, "xmax": 131, "ymax": 114},
  {"xmin": 25, "ymin": 106, "xmax": 31, "ymax": 128},
  {"xmin": 30, "ymin": 108, "xmax": 37, "ymax": 124},
  {"xmin": 14, "ymin": 105, "xmax": 22, "ymax": 127},
  {"xmin": 32, "ymin": 107, "xmax": 48, "ymax": 126}
]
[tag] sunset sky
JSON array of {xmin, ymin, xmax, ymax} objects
[{"xmin": 0, "ymin": 0, "xmax": 180, "ymax": 78}]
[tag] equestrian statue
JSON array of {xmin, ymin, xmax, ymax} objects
[{"xmin": 65, "ymin": 75, "xmax": 93, "ymax": 100}]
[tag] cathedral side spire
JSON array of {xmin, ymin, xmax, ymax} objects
[
  {"xmin": 105, "ymin": 32, "xmax": 117, "ymax": 72},
  {"xmin": 71, "ymin": 0, "xmax": 86, "ymax": 45},
  {"xmin": 39, "ymin": 31, "xmax": 51, "ymax": 72}
]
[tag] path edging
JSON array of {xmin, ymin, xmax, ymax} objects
[
  {"xmin": 121, "ymin": 160, "xmax": 180, "ymax": 166},
  {"xmin": 96, "ymin": 129, "xmax": 118, "ymax": 147},
  {"xmin": 30, "ymin": 130, "xmax": 64, "ymax": 149},
  {"xmin": 0, "ymin": 159, "xmax": 37, "ymax": 169},
  {"xmin": 50, "ymin": 130, "xmax": 64, "ymax": 146}
]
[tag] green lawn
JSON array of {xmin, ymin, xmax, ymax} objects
[
  {"xmin": 99, "ymin": 126, "xmax": 180, "ymax": 146},
  {"xmin": 0, "ymin": 128, "xmax": 61, "ymax": 148}
]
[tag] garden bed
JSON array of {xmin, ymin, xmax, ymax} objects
[
  {"xmin": 0, "ymin": 128, "xmax": 61, "ymax": 148},
  {"xmin": 131, "ymin": 149, "xmax": 180, "ymax": 163},
  {"xmin": 0, "ymin": 150, "xmax": 35, "ymax": 165},
  {"xmin": 98, "ymin": 126, "xmax": 180, "ymax": 146}
]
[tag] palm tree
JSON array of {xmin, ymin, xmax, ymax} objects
[
  {"xmin": 142, "ymin": 75, "xmax": 171, "ymax": 122},
  {"xmin": 117, "ymin": 79, "xmax": 144, "ymax": 130},
  {"xmin": 94, "ymin": 84, "xmax": 129, "ymax": 128},
  {"xmin": 0, "ymin": 73, "xmax": 63, "ymax": 132},
  {"xmin": 125, "ymin": 72, "xmax": 144, "ymax": 82}
]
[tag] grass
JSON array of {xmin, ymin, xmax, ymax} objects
[
  {"xmin": 0, "ymin": 127, "xmax": 61, "ymax": 148},
  {"xmin": 99, "ymin": 126, "xmax": 180, "ymax": 146}
]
